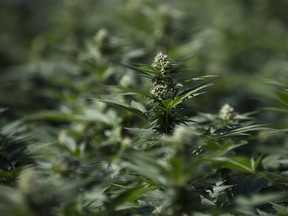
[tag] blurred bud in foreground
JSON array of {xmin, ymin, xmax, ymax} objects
[
  {"xmin": 18, "ymin": 167, "xmax": 57, "ymax": 216},
  {"xmin": 219, "ymin": 103, "xmax": 235, "ymax": 120}
]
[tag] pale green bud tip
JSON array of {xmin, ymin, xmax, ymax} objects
[
  {"xmin": 95, "ymin": 28, "xmax": 110, "ymax": 45},
  {"xmin": 152, "ymin": 52, "xmax": 173, "ymax": 74},
  {"xmin": 18, "ymin": 167, "xmax": 40, "ymax": 195},
  {"xmin": 219, "ymin": 104, "xmax": 234, "ymax": 120},
  {"xmin": 173, "ymin": 125, "xmax": 191, "ymax": 143},
  {"xmin": 152, "ymin": 206, "xmax": 163, "ymax": 214},
  {"xmin": 119, "ymin": 74, "xmax": 134, "ymax": 88}
]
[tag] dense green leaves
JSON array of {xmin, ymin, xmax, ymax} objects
[{"xmin": 1, "ymin": 0, "xmax": 288, "ymax": 215}]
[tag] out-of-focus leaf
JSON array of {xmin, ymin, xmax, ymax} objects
[
  {"xmin": 169, "ymin": 83, "xmax": 212, "ymax": 109},
  {"xmin": 100, "ymin": 99, "xmax": 148, "ymax": 120},
  {"xmin": 235, "ymin": 193, "xmax": 286, "ymax": 213},
  {"xmin": 211, "ymin": 156, "xmax": 262, "ymax": 174},
  {"xmin": 131, "ymin": 100, "xmax": 146, "ymax": 113},
  {"xmin": 123, "ymin": 87, "xmax": 154, "ymax": 99},
  {"xmin": 121, "ymin": 64, "xmax": 154, "ymax": 78},
  {"xmin": 271, "ymin": 202, "xmax": 288, "ymax": 215},
  {"xmin": 123, "ymin": 151, "xmax": 169, "ymax": 186},
  {"xmin": 0, "ymin": 185, "xmax": 30, "ymax": 216},
  {"xmin": 107, "ymin": 185, "xmax": 153, "ymax": 211}
]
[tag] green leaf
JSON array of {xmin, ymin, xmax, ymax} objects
[
  {"xmin": 124, "ymin": 151, "xmax": 169, "ymax": 185},
  {"xmin": 109, "ymin": 185, "xmax": 153, "ymax": 211},
  {"xmin": 209, "ymin": 124, "xmax": 266, "ymax": 140},
  {"xmin": 182, "ymin": 75, "xmax": 219, "ymax": 84},
  {"xmin": 123, "ymin": 87, "xmax": 154, "ymax": 99},
  {"xmin": 205, "ymin": 140, "xmax": 247, "ymax": 156},
  {"xmin": 121, "ymin": 64, "xmax": 153, "ymax": 78},
  {"xmin": 140, "ymin": 64, "xmax": 162, "ymax": 76},
  {"xmin": 170, "ymin": 84, "xmax": 212, "ymax": 109},
  {"xmin": 25, "ymin": 109, "xmax": 116, "ymax": 125},
  {"xmin": 161, "ymin": 99, "xmax": 174, "ymax": 109},
  {"xmin": 211, "ymin": 156, "xmax": 262, "ymax": 173},
  {"xmin": 235, "ymin": 193, "xmax": 286, "ymax": 213},
  {"xmin": 0, "ymin": 107, "xmax": 8, "ymax": 113},
  {"xmin": 271, "ymin": 202, "xmax": 288, "ymax": 215},
  {"xmin": 275, "ymin": 90, "xmax": 288, "ymax": 105},
  {"xmin": 130, "ymin": 100, "xmax": 146, "ymax": 113},
  {"xmin": 169, "ymin": 157, "xmax": 188, "ymax": 186},
  {"xmin": 100, "ymin": 99, "xmax": 148, "ymax": 120},
  {"xmin": 25, "ymin": 111, "xmax": 81, "ymax": 121}
]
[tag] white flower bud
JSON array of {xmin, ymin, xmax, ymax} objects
[
  {"xmin": 119, "ymin": 74, "xmax": 134, "ymax": 88},
  {"xmin": 173, "ymin": 125, "xmax": 191, "ymax": 143},
  {"xmin": 152, "ymin": 52, "xmax": 173, "ymax": 75},
  {"xmin": 219, "ymin": 104, "xmax": 234, "ymax": 120}
]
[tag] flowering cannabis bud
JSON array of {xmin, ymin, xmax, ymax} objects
[
  {"xmin": 150, "ymin": 77, "xmax": 174, "ymax": 101},
  {"xmin": 18, "ymin": 167, "xmax": 55, "ymax": 216},
  {"xmin": 150, "ymin": 52, "xmax": 175, "ymax": 101},
  {"xmin": 95, "ymin": 28, "xmax": 112, "ymax": 59},
  {"xmin": 149, "ymin": 52, "xmax": 179, "ymax": 134},
  {"xmin": 219, "ymin": 104, "xmax": 235, "ymax": 120},
  {"xmin": 18, "ymin": 167, "xmax": 41, "ymax": 196},
  {"xmin": 119, "ymin": 73, "xmax": 135, "ymax": 88},
  {"xmin": 173, "ymin": 125, "xmax": 191, "ymax": 143},
  {"xmin": 95, "ymin": 28, "xmax": 110, "ymax": 49},
  {"xmin": 152, "ymin": 52, "xmax": 174, "ymax": 75}
]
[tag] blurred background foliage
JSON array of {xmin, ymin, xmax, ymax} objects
[
  {"xmin": 0, "ymin": 0, "xmax": 288, "ymax": 215},
  {"xmin": 1, "ymin": 0, "xmax": 288, "ymax": 116}
]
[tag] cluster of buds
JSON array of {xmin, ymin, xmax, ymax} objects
[
  {"xmin": 149, "ymin": 52, "xmax": 178, "ymax": 134},
  {"xmin": 150, "ymin": 52, "xmax": 175, "ymax": 101}
]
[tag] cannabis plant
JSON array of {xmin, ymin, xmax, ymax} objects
[{"xmin": 103, "ymin": 52, "xmax": 214, "ymax": 135}]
